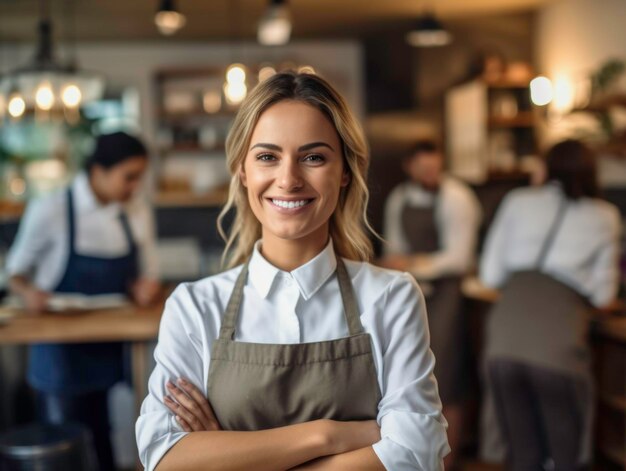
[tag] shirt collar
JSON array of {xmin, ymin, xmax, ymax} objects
[
  {"xmin": 247, "ymin": 239, "xmax": 337, "ymax": 301},
  {"xmin": 72, "ymin": 171, "xmax": 121, "ymax": 213}
]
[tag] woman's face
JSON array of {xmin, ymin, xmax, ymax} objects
[
  {"xmin": 93, "ymin": 156, "xmax": 148, "ymax": 203},
  {"xmin": 240, "ymin": 100, "xmax": 349, "ymax": 248}
]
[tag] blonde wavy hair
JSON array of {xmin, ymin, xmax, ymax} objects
[{"xmin": 218, "ymin": 71, "xmax": 375, "ymax": 268}]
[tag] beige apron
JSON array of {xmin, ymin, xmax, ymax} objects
[
  {"xmin": 485, "ymin": 198, "xmax": 594, "ymax": 463},
  {"xmin": 401, "ymin": 197, "xmax": 466, "ymax": 404},
  {"xmin": 206, "ymin": 256, "xmax": 382, "ymax": 431}
]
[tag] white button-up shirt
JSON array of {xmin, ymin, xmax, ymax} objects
[
  {"xmin": 384, "ymin": 177, "xmax": 482, "ymax": 280},
  {"xmin": 5, "ymin": 172, "xmax": 159, "ymax": 289},
  {"xmin": 136, "ymin": 240, "xmax": 449, "ymax": 471},
  {"xmin": 480, "ymin": 183, "xmax": 622, "ymax": 307}
]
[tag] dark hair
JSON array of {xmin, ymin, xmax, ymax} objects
[
  {"xmin": 406, "ymin": 139, "xmax": 441, "ymax": 159},
  {"xmin": 546, "ymin": 139, "xmax": 598, "ymax": 199},
  {"xmin": 85, "ymin": 132, "xmax": 147, "ymax": 172}
]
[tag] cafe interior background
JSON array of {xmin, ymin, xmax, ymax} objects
[{"xmin": 0, "ymin": 0, "xmax": 625, "ymax": 469}]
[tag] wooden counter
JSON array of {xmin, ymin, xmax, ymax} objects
[{"xmin": 0, "ymin": 300, "xmax": 165, "ymax": 418}]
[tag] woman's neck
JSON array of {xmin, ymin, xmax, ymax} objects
[
  {"xmin": 88, "ymin": 172, "xmax": 110, "ymax": 205},
  {"xmin": 260, "ymin": 229, "xmax": 329, "ymax": 272}
]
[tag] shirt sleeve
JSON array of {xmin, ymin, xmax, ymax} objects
[
  {"xmin": 383, "ymin": 185, "xmax": 410, "ymax": 255},
  {"xmin": 372, "ymin": 272, "xmax": 450, "ymax": 470},
  {"xmin": 5, "ymin": 197, "xmax": 56, "ymax": 279},
  {"xmin": 479, "ymin": 192, "xmax": 516, "ymax": 289},
  {"xmin": 135, "ymin": 284, "xmax": 207, "ymax": 471},
  {"xmin": 587, "ymin": 207, "xmax": 622, "ymax": 307},
  {"xmin": 412, "ymin": 182, "xmax": 482, "ymax": 279},
  {"xmin": 131, "ymin": 200, "xmax": 160, "ymax": 280}
]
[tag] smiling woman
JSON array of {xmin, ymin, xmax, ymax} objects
[{"xmin": 136, "ymin": 71, "xmax": 450, "ymax": 471}]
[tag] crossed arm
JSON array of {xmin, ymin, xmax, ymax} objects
[{"xmin": 155, "ymin": 379, "xmax": 385, "ymax": 471}]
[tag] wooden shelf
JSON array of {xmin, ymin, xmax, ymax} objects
[
  {"xmin": 488, "ymin": 112, "xmax": 534, "ymax": 128},
  {"xmin": 153, "ymin": 188, "xmax": 229, "ymax": 208},
  {"xmin": 571, "ymin": 93, "xmax": 626, "ymax": 113},
  {"xmin": 0, "ymin": 200, "xmax": 25, "ymax": 222}
]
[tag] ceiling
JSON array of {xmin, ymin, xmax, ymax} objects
[{"xmin": 0, "ymin": 0, "xmax": 553, "ymax": 42}]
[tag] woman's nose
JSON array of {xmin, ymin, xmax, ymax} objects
[{"xmin": 277, "ymin": 159, "xmax": 303, "ymax": 190}]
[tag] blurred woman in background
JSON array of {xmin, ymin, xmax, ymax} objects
[
  {"xmin": 480, "ymin": 139, "xmax": 621, "ymax": 471},
  {"xmin": 6, "ymin": 131, "xmax": 160, "ymax": 470}
]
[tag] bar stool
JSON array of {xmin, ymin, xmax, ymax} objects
[{"xmin": 0, "ymin": 423, "xmax": 96, "ymax": 471}]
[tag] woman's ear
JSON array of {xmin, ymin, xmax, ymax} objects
[
  {"xmin": 341, "ymin": 170, "xmax": 350, "ymax": 188},
  {"xmin": 239, "ymin": 166, "xmax": 248, "ymax": 187}
]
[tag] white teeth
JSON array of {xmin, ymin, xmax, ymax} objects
[{"xmin": 271, "ymin": 199, "xmax": 310, "ymax": 209}]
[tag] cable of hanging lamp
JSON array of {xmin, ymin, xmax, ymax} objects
[
  {"xmin": 155, "ymin": 0, "xmax": 187, "ymax": 36},
  {"xmin": 258, "ymin": 0, "xmax": 292, "ymax": 46},
  {"xmin": 406, "ymin": 10, "xmax": 452, "ymax": 47}
]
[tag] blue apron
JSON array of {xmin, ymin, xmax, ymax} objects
[{"xmin": 28, "ymin": 187, "xmax": 139, "ymax": 394}]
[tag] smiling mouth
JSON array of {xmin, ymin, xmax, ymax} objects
[{"xmin": 268, "ymin": 198, "xmax": 315, "ymax": 209}]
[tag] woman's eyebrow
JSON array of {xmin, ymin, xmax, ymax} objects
[{"xmin": 249, "ymin": 141, "xmax": 335, "ymax": 152}]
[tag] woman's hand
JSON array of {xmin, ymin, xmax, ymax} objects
[
  {"xmin": 22, "ymin": 287, "xmax": 50, "ymax": 312},
  {"xmin": 131, "ymin": 278, "xmax": 161, "ymax": 307},
  {"xmin": 164, "ymin": 378, "xmax": 221, "ymax": 432}
]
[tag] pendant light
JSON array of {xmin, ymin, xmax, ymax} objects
[
  {"xmin": 258, "ymin": 0, "xmax": 292, "ymax": 46},
  {"xmin": 406, "ymin": 11, "xmax": 452, "ymax": 47},
  {"xmin": 155, "ymin": 0, "xmax": 187, "ymax": 36},
  {"xmin": 0, "ymin": 0, "xmax": 104, "ymax": 119}
]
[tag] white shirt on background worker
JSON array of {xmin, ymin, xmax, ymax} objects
[
  {"xmin": 136, "ymin": 240, "xmax": 450, "ymax": 471},
  {"xmin": 480, "ymin": 182, "xmax": 622, "ymax": 307},
  {"xmin": 383, "ymin": 176, "xmax": 482, "ymax": 280},
  {"xmin": 5, "ymin": 171, "xmax": 159, "ymax": 289}
]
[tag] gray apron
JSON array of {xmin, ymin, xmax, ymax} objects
[
  {"xmin": 401, "ymin": 197, "xmax": 465, "ymax": 404},
  {"xmin": 206, "ymin": 256, "xmax": 382, "ymax": 431},
  {"xmin": 485, "ymin": 198, "xmax": 593, "ymax": 462}
]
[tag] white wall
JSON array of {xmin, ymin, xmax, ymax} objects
[
  {"xmin": 535, "ymin": 0, "xmax": 626, "ymax": 145},
  {"xmin": 536, "ymin": 0, "xmax": 626, "ymax": 79}
]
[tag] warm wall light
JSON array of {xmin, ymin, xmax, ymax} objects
[
  {"xmin": 226, "ymin": 64, "xmax": 246, "ymax": 84},
  {"xmin": 258, "ymin": 66, "xmax": 277, "ymax": 82},
  {"xmin": 406, "ymin": 13, "xmax": 452, "ymax": 47},
  {"xmin": 155, "ymin": 0, "xmax": 186, "ymax": 36},
  {"xmin": 258, "ymin": 0, "xmax": 292, "ymax": 46},
  {"xmin": 530, "ymin": 76, "xmax": 553, "ymax": 106},
  {"xmin": 553, "ymin": 76, "xmax": 573, "ymax": 112}
]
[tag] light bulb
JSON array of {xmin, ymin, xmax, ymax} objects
[
  {"xmin": 35, "ymin": 82, "xmax": 55, "ymax": 110},
  {"xmin": 258, "ymin": 66, "xmax": 277, "ymax": 82},
  {"xmin": 226, "ymin": 64, "xmax": 246, "ymax": 84},
  {"xmin": 203, "ymin": 90, "xmax": 222, "ymax": 114},
  {"xmin": 223, "ymin": 81, "xmax": 247, "ymax": 105},
  {"xmin": 530, "ymin": 76, "xmax": 553, "ymax": 106},
  {"xmin": 155, "ymin": 10, "xmax": 186, "ymax": 35},
  {"xmin": 62, "ymin": 84, "xmax": 82, "ymax": 108},
  {"xmin": 8, "ymin": 94, "xmax": 26, "ymax": 118}
]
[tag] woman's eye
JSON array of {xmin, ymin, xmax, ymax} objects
[
  {"xmin": 303, "ymin": 154, "xmax": 324, "ymax": 163},
  {"xmin": 256, "ymin": 153, "xmax": 276, "ymax": 162}
]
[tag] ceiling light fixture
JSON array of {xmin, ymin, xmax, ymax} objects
[
  {"xmin": 0, "ymin": 0, "xmax": 104, "ymax": 119},
  {"xmin": 406, "ymin": 12, "xmax": 452, "ymax": 47},
  {"xmin": 258, "ymin": 0, "xmax": 292, "ymax": 46},
  {"xmin": 155, "ymin": 0, "xmax": 187, "ymax": 36}
]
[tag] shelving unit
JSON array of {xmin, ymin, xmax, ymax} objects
[
  {"xmin": 445, "ymin": 78, "xmax": 537, "ymax": 184},
  {"xmin": 152, "ymin": 67, "xmax": 237, "ymax": 209}
]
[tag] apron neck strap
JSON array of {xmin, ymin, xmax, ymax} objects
[
  {"xmin": 218, "ymin": 255, "xmax": 363, "ymax": 341},
  {"xmin": 335, "ymin": 256, "xmax": 364, "ymax": 336},
  {"xmin": 536, "ymin": 196, "xmax": 568, "ymax": 269},
  {"xmin": 66, "ymin": 188, "xmax": 76, "ymax": 253}
]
